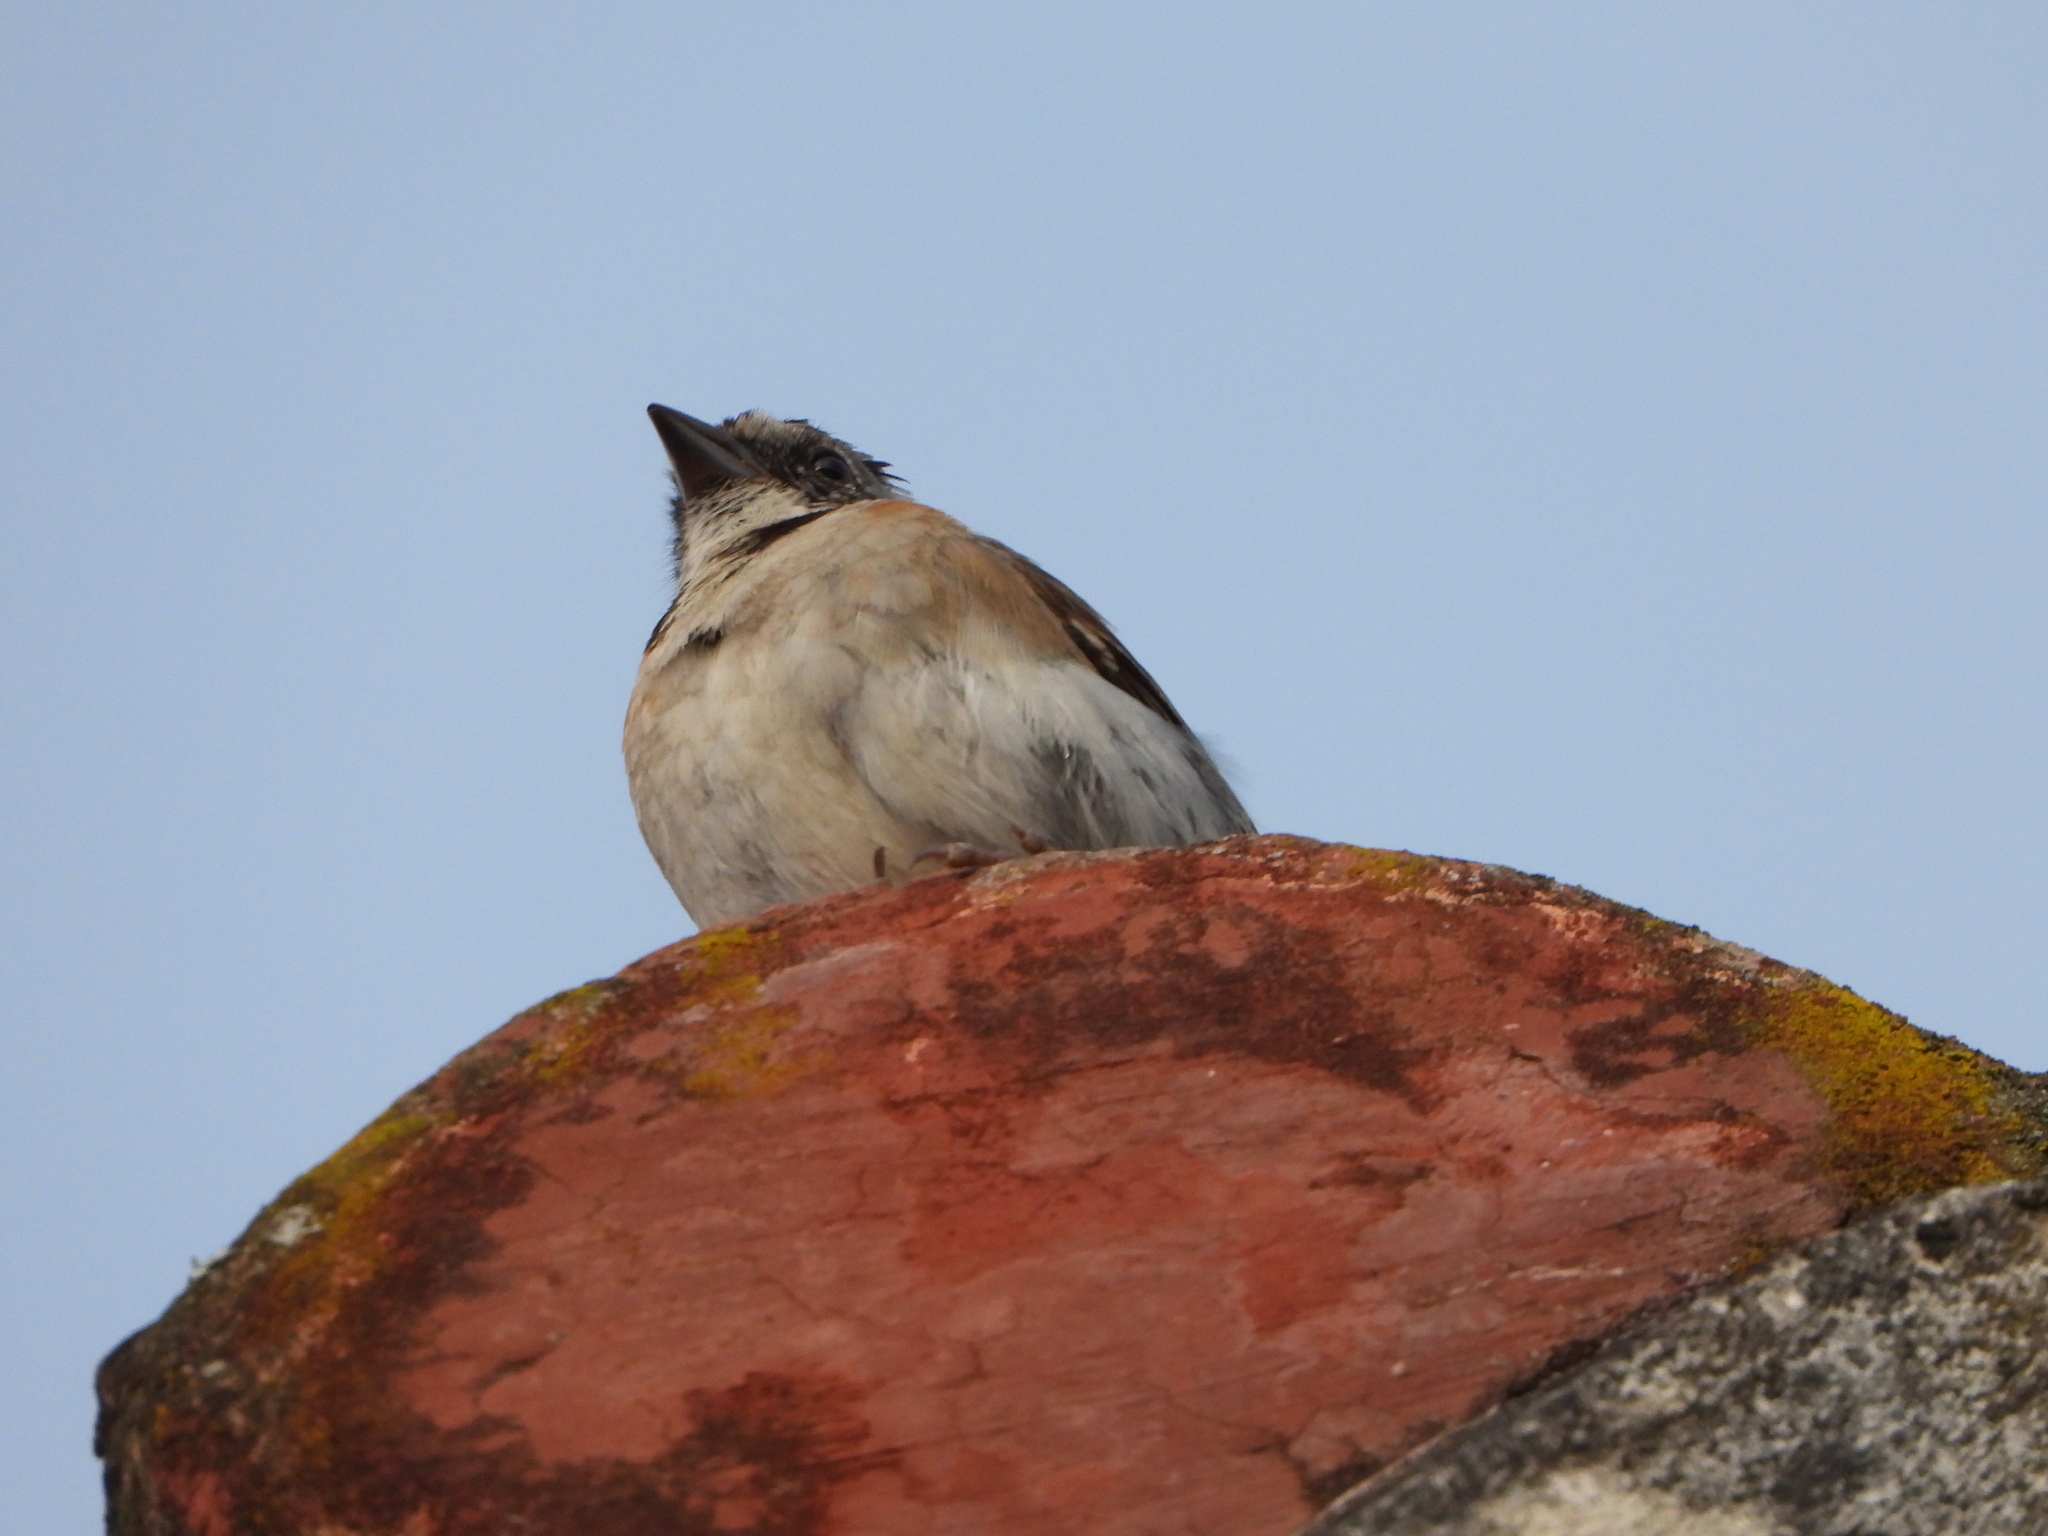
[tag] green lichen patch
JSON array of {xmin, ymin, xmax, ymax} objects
[
  {"xmin": 1749, "ymin": 984, "xmax": 2037, "ymax": 1208},
  {"xmin": 678, "ymin": 1004, "xmax": 819, "ymax": 1101},
  {"xmin": 199, "ymin": 1103, "xmax": 445, "ymax": 1344},
  {"xmin": 299, "ymin": 1105, "xmax": 439, "ymax": 1200},
  {"xmin": 679, "ymin": 925, "xmax": 780, "ymax": 1005},
  {"xmin": 621, "ymin": 929, "xmax": 838, "ymax": 1102},
  {"xmin": 1338, "ymin": 847, "xmax": 1440, "ymax": 894},
  {"xmin": 506, "ymin": 929, "xmax": 786, "ymax": 1098},
  {"xmin": 522, "ymin": 978, "xmax": 637, "ymax": 1089}
]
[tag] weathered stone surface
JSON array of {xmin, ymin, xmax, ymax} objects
[
  {"xmin": 96, "ymin": 837, "xmax": 2044, "ymax": 1536},
  {"xmin": 1303, "ymin": 1178, "xmax": 2048, "ymax": 1536}
]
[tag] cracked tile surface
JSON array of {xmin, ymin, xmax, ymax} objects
[{"xmin": 96, "ymin": 837, "xmax": 2044, "ymax": 1536}]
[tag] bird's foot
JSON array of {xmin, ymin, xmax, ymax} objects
[
  {"xmin": 910, "ymin": 828, "xmax": 1053, "ymax": 873},
  {"xmin": 911, "ymin": 842, "xmax": 1011, "ymax": 871}
]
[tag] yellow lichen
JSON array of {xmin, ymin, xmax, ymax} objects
[
  {"xmin": 300, "ymin": 1109, "xmax": 437, "ymax": 1194},
  {"xmin": 521, "ymin": 932, "xmax": 789, "ymax": 1095},
  {"xmin": 532, "ymin": 979, "xmax": 624, "ymax": 1015},
  {"xmin": 679, "ymin": 1004, "xmax": 822, "ymax": 1101},
  {"xmin": 680, "ymin": 925, "xmax": 777, "ymax": 1006},
  {"xmin": 1341, "ymin": 847, "xmax": 1438, "ymax": 893},
  {"xmin": 508, "ymin": 977, "xmax": 626, "ymax": 1089},
  {"xmin": 1749, "ymin": 984, "xmax": 2026, "ymax": 1207},
  {"xmin": 265, "ymin": 1108, "xmax": 437, "ymax": 1286},
  {"xmin": 588, "ymin": 929, "xmax": 828, "ymax": 1101}
]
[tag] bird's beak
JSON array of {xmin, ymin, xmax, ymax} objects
[{"xmin": 647, "ymin": 405, "xmax": 762, "ymax": 504}]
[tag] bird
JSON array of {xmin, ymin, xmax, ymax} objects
[{"xmin": 624, "ymin": 406, "xmax": 1254, "ymax": 927}]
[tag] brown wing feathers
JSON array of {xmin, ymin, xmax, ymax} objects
[
  {"xmin": 1002, "ymin": 547, "xmax": 1190, "ymax": 730},
  {"xmin": 655, "ymin": 494, "xmax": 1195, "ymax": 733}
]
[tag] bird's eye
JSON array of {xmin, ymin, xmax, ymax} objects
[{"xmin": 816, "ymin": 453, "xmax": 850, "ymax": 482}]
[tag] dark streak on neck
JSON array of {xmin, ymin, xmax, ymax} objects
[
  {"xmin": 644, "ymin": 602, "xmax": 679, "ymax": 655},
  {"xmin": 732, "ymin": 507, "xmax": 834, "ymax": 559}
]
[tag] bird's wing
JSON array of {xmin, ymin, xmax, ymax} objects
[
  {"xmin": 987, "ymin": 541, "xmax": 1192, "ymax": 730},
  {"xmin": 817, "ymin": 508, "xmax": 1253, "ymax": 849}
]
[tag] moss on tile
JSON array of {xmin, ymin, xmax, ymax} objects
[
  {"xmin": 1340, "ymin": 847, "xmax": 1439, "ymax": 894},
  {"xmin": 1750, "ymin": 983, "xmax": 2034, "ymax": 1207}
]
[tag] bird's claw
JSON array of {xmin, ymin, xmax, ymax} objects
[
  {"xmin": 911, "ymin": 842, "xmax": 1011, "ymax": 871},
  {"xmin": 909, "ymin": 829, "xmax": 1053, "ymax": 874}
]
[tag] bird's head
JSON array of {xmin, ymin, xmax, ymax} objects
[{"xmin": 647, "ymin": 406, "xmax": 901, "ymax": 580}]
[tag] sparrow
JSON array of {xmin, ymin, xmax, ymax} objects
[{"xmin": 624, "ymin": 406, "xmax": 1254, "ymax": 928}]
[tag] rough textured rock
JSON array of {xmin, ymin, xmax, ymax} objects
[
  {"xmin": 1303, "ymin": 1178, "xmax": 2048, "ymax": 1536},
  {"xmin": 96, "ymin": 837, "xmax": 2045, "ymax": 1536}
]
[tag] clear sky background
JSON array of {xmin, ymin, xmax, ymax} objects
[{"xmin": 6, "ymin": 4, "xmax": 2045, "ymax": 1528}]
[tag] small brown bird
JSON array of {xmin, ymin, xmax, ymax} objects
[{"xmin": 624, "ymin": 407, "xmax": 1254, "ymax": 927}]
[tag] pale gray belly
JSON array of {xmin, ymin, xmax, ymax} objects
[{"xmin": 625, "ymin": 642, "xmax": 1252, "ymax": 926}]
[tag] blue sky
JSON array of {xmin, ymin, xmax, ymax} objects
[{"xmin": 6, "ymin": 5, "xmax": 2045, "ymax": 1528}]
